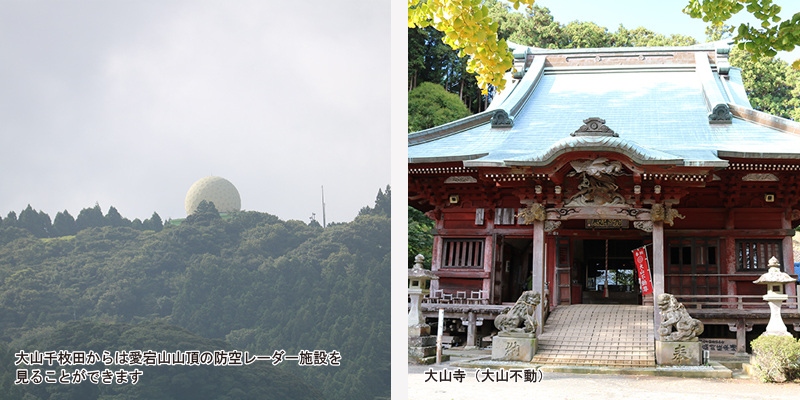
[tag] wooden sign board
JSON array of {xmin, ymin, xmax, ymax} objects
[{"xmin": 585, "ymin": 219, "xmax": 629, "ymax": 229}]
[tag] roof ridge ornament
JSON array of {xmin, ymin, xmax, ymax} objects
[
  {"xmin": 708, "ymin": 103, "xmax": 732, "ymax": 124},
  {"xmin": 571, "ymin": 117, "xmax": 618, "ymax": 137},
  {"xmin": 491, "ymin": 109, "xmax": 514, "ymax": 128}
]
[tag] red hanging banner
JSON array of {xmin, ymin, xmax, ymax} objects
[{"xmin": 632, "ymin": 247, "xmax": 653, "ymax": 295}]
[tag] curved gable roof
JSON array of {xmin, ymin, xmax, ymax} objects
[{"xmin": 409, "ymin": 43, "xmax": 800, "ymax": 168}]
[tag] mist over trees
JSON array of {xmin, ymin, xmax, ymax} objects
[{"xmin": 0, "ymin": 187, "xmax": 390, "ymax": 400}]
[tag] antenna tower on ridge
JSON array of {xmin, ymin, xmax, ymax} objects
[{"xmin": 321, "ymin": 186, "xmax": 327, "ymax": 228}]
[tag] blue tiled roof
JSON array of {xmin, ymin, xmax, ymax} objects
[{"xmin": 409, "ymin": 54, "xmax": 800, "ymax": 167}]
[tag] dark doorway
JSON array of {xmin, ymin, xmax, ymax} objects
[
  {"xmin": 500, "ymin": 238, "xmax": 532, "ymax": 303},
  {"xmin": 575, "ymin": 239, "xmax": 643, "ymax": 304}
]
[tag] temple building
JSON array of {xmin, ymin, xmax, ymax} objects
[{"xmin": 408, "ymin": 40, "xmax": 800, "ymax": 365}]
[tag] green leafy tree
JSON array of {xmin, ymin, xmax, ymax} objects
[
  {"xmin": 710, "ymin": 23, "xmax": 800, "ymax": 120},
  {"xmin": 563, "ymin": 21, "xmax": 614, "ymax": 48},
  {"xmin": 1, "ymin": 211, "xmax": 16, "ymax": 228},
  {"xmin": 37, "ymin": 211, "xmax": 52, "ymax": 238},
  {"xmin": 684, "ymin": 0, "xmax": 800, "ymax": 68},
  {"xmin": 358, "ymin": 185, "xmax": 391, "ymax": 217},
  {"xmin": 130, "ymin": 218, "xmax": 143, "ymax": 230},
  {"xmin": 409, "ymin": 4, "xmax": 700, "ymax": 130},
  {"xmin": 142, "ymin": 211, "xmax": 165, "ymax": 231},
  {"xmin": 183, "ymin": 201, "xmax": 219, "ymax": 226},
  {"xmin": 409, "ymin": 82, "xmax": 472, "ymax": 132},
  {"xmin": 492, "ymin": 4, "xmax": 566, "ymax": 48},
  {"xmin": 105, "ymin": 206, "xmax": 125, "ymax": 227},
  {"xmin": 408, "ymin": 206, "xmax": 435, "ymax": 266},
  {"xmin": 8, "ymin": 321, "xmax": 325, "ymax": 400},
  {"xmin": 730, "ymin": 46, "xmax": 800, "ymax": 120},
  {"xmin": 408, "ymin": 0, "xmax": 538, "ymax": 93},
  {"xmin": 150, "ymin": 211, "xmax": 163, "ymax": 232},
  {"xmin": 613, "ymin": 26, "xmax": 698, "ymax": 47},
  {"xmin": 707, "ymin": 22, "xmax": 734, "ymax": 41},
  {"xmin": 409, "ymin": 26, "xmax": 488, "ymax": 113},
  {"xmin": 0, "ymin": 188, "xmax": 390, "ymax": 399},
  {"xmin": 17, "ymin": 205, "xmax": 50, "ymax": 238},
  {"xmin": 76, "ymin": 203, "xmax": 105, "ymax": 231},
  {"xmin": 52, "ymin": 209, "xmax": 78, "ymax": 237}
]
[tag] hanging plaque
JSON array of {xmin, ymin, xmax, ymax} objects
[{"xmin": 585, "ymin": 219, "xmax": 629, "ymax": 229}]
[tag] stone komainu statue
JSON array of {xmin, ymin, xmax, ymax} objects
[
  {"xmin": 494, "ymin": 291, "xmax": 541, "ymax": 335},
  {"xmin": 657, "ymin": 293, "xmax": 704, "ymax": 341}
]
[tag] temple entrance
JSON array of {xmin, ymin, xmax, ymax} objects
[
  {"xmin": 497, "ymin": 238, "xmax": 532, "ymax": 303},
  {"xmin": 574, "ymin": 239, "xmax": 643, "ymax": 305}
]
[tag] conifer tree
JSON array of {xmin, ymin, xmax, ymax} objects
[
  {"xmin": 76, "ymin": 203, "xmax": 105, "ymax": 231},
  {"xmin": 53, "ymin": 210, "xmax": 78, "ymax": 236},
  {"xmin": 1, "ymin": 211, "xmax": 14, "ymax": 228}
]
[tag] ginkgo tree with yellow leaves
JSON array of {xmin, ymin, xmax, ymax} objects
[
  {"xmin": 410, "ymin": 0, "xmax": 800, "ymax": 98},
  {"xmin": 408, "ymin": 0, "xmax": 537, "ymax": 94}
]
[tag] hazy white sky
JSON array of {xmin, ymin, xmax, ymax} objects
[{"xmin": 0, "ymin": 1, "xmax": 389, "ymax": 223}]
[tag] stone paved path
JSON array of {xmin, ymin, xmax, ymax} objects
[{"xmin": 531, "ymin": 304, "xmax": 655, "ymax": 367}]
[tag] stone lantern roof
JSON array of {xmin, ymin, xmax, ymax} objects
[
  {"xmin": 753, "ymin": 257, "xmax": 795, "ymax": 284},
  {"xmin": 409, "ymin": 254, "xmax": 438, "ymax": 280}
]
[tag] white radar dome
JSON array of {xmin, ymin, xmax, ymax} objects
[{"xmin": 185, "ymin": 176, "xmax": 241, "ymax": 215}]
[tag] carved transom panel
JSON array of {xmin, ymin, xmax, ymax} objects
[{"xmin": 565, "ymin": 158, "xmax": 626, "ymax": 207}]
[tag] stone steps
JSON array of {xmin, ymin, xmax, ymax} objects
[{"xmin": 531, "ymin": 304, "xmax": 656, "ymax": 367}]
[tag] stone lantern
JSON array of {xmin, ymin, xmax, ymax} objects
[
  {"xmin": 408, "ymin": 254, "xmax": 438, "ymax": 337},
  {"xmin": 408, "ymin": 254, "xmax": 441, "ymax": 364},
  {"xmin": 753, "ymin": 257, "xmax": 795, "ymax": 336}
]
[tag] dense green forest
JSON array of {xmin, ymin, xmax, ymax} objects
[
  {"xmin": 408, "ymin": 2, "xmax": 799, "ymax": 132},
  {"xmin": 0, "ymin": 186, "xmax": 390, "ymax": 400},
  {"xmin": 0, "ymin": 321, "xmax": 324, "ymax": 400}
]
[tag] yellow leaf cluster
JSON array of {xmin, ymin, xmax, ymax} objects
[{"xmin": 409, "ymin": 0, "xmax": 536, "ymax": 94}]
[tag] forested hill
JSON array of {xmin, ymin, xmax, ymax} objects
[
  {"xmin": 0, "ymin": 186, "xmax": 390, "ymax": 400},
  {"xmin": 0, "ymin": 321, "xmax": 326, "ymax": 400}
]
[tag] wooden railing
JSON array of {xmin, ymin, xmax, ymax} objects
[
  {"xmin": 422, "ymin": 289, "xmax": 489, "ymax": 305},
  {"xmin": 675, "ymin": 291, "xmax": 799, "ymax": 310}
]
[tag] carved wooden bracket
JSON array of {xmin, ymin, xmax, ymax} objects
[
  {"xmin": 633, "ymin": 220, "xmax": 653, "ymax": 232},
  {"xmin": 517, "ymin": 203, "xmax": 546, "ymax": 224},
  {"xmin": 544, "ymin": 221, "xmax": 561, "ymax": 232},
  {"xmin": 651, "ymin": 204, "xmax": 684, "ymax": 226}
]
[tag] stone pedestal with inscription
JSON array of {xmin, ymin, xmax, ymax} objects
[
  {"xmin": 409, "ymin": 335, "xmax": 448, "ymax": 364},
  {"xmin": 408, "ymin": 255, "xmax": 447, "ymax": 364},
  {"xmin": 491, "ymin": 332, "xmax": 537, "ymax": 362},
  {"xmin": 655, "ymin": 341, "xmax": 702, "ymax": 366}
]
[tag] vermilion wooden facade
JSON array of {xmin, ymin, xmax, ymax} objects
[{"xmin": 409, "ymin": 41, "xmax": 800, "ymax": 350}]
